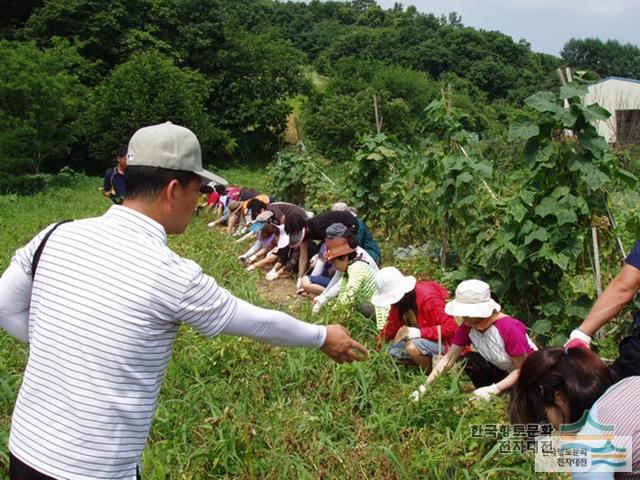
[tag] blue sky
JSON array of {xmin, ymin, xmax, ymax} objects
[
  {"xmin": 378, "ymin": 0, "xmax": 640, "ymax": 56},
  {"xmin": 296, "ymin": 0, "xmax": 640, "ymax": 56}
]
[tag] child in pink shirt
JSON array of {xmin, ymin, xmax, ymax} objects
[{"xmin": 414, "ymin": 279, "xmax": 537, "ymax": 401}]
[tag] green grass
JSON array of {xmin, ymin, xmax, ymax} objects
[{"xmin": 0, "ymin": 172, "xmax": 565, "ymax": 479}]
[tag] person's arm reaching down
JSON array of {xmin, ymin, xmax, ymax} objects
[
  {"xmin": 222, "ymin": 298, "xmax": 368, "ymax": 362},
  {"xmin": 410, "ymin": 344, "xmax": 464, "ymax": 401},
  {"xmin": 567, "ymin": 264, "xmax": 640, "ymax": 349},
  {"xmin": 473, "ymin": 355, "xmax": 526, "ymax": 400},
  {"xmin": 312, "ymin": 271, "xmax": 343, "ymax": 314},
  {"xmin": 580, "ymin": 264, "xmax": 640, "ymax": 336},
  {"xmin": 296, "ymin": 241, "xmax": 309, "ymax": 288}
]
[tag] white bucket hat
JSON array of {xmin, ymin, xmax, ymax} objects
[
  {"xmin": 128, "ymin": 121, "xmax": 228, "ymax": 185},
  {"xmin": 371, "ymin": 267, "xmax": 417, "ymax": 307},
  {"xmin": 444, "ymin": 279, "xmax": 501, "ymax": 318}
]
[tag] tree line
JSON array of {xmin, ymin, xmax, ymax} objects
[{"xmin": 1, "ymin": 0, "xmax": 639, "ymax": 182}]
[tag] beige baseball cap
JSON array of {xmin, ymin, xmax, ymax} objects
[{"xmin": 127, "ymin": 122, "xmax": 228, "ymax": 185}]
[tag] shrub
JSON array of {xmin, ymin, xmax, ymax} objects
[
  {"xmin": 0, "ymin": 40, "xmax": 88, "ymax": 175},
  {"xmin": 86, "ymin": 51, "xmax": 232, "ymax": 174},
  {"xmin": 268, "ymin": 148, "xmax": 344, "ymax": 213}
]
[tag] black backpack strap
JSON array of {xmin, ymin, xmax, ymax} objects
[{"xmin": 31, "ymin": 220, "xmax": 73, "ymax": 280}]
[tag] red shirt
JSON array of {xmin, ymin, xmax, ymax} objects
[
  {"xmin": 379, "ymin": 281, "xmax": 457, "ymax": 344},
  {"xmin": 207, "ymin": 192, "xmax": 220, "ymax": 206},
  {"xmin": 227, "ymin": 187, "xmax": 241, "ymax": 201}
]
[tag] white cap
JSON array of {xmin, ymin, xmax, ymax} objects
[
  {"xmin": 331, "ymin": 201, "xmax": 357, "ymax": 216},
  {"xmin": 371, "ymin": 267, "xmax": 417, "ymax": 307},
  {"xmin": 444, "ymin": 279, "xmax": 501, "ymax": 318},
  {"xmin": 127, "ymin": 122, "xmax": 228, "ymax": 185}
]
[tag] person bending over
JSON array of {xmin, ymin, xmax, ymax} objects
[
  {"xmin": 372, "ymin": 267, "xmax": 457, "ymax": 372},
  {"xmin": 321, "ymin": 236, "xmax": 388, "ymax": 329},
  {"xmin": 414, "ymin": 279, "xmax": 537, "ymax": 401},
  {"xmin": 0, "ymin": 122, "xmax": 368, "ymax": 480}
]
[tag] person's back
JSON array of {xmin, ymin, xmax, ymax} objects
[
  {"xmin": 1, "ymin": 122, "xmax": 368, "ymax": 479},
  {"xmin": 10, "ymin": 206, "xmax": 237, "ymax": 478},
  {"xmin": 267, "ymin": 202, "xmax": 306, "ymax": 225},
  {"xmin": 339, "ymin": 260, "xmax": 388, "ymax": 329},
  {"xmin": 307, "ymin": 211, "xmax": 357, "ymax": 241},
  {"xmin": 355, "ymin": 218, "xmax": 380, "ymax": 263}
]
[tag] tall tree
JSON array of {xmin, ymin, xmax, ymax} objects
[
  {"xmin": 0, "ymin": 0, "xmax": 44, "ymax": 38},
  {"xmin": 86, "ymin": 51, "xmax": 229, "ymax": 172},
  {"xmin": 561, "ymin": 38, "xmax": 640, "ymax": 79}
]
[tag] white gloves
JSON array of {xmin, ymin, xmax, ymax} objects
[
  {"xmin": 410, "ymin": 384, "xmax": 427, "ymax": 402},
  {"xmin": 312, "ymin": 294, "xmax": 328, "ymax": 314},
  {"xmin": 266, "ymin": 268, "xmax": 278, "ymax": 281},
  {"xmin": 412, "ymin": 381, "xmax": 500, "ymax": 403},
  {"xmin": 565, "ymin": 328, "xmax": 591, "ymax": 349},
  {"xmin": 472, "ymin": 383, "xmax": 500, "ymax": 400}
]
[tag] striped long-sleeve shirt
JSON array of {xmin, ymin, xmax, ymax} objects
[{"xmin": 7, "ymin": 206, "xmax": 241, "ymax": 479}]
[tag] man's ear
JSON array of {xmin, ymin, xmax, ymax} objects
[{"xmin": 165, "ymin": 179, "xmax": 181, "ymax": 204}]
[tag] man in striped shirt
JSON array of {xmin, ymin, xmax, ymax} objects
[{"xmin": 0, "ymin": 122, "xmax": 368, "ymax": 480}]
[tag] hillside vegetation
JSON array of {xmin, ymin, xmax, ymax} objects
[{"xmin": 0, "ymin": 170, "xmax": 567, "ymax": 479}]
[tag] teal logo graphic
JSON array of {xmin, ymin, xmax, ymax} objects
[{"xmin": 535, "ymin": 410, "xmax": 633, "ymax": 473}]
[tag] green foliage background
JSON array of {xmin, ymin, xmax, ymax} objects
[
  {"xmin": 1, "ymin": 2, "xmax": 640, "ymax": 476},
  {"xmin": 0, "ymin": 171, "xmax": 566, "ymax": 479}
]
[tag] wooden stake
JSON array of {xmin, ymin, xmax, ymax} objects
[
  {"xmin": 592, "ymin": 225, "xmax": 606, "ymax": 339},
  {"xmin": 441, "ymin": 214, "xmax": 448, "ymax": 269},
  {"xmin": 592, "ymin": 226, "xmax": 603, "ymax": 297},
  {"xmin": 603, "ymin": 198, "xmax": 627, "ymax": 259},
  {"xmin": 294, "ymin": 116, "xmax": 302, "ymax": 143},
  {"xmin": 556, "ymin": 68, "xmax": 567, "ymax": 86},
  {"xmin": 373, "ymin": 94, "xmax": 382, "ymax": 134}
]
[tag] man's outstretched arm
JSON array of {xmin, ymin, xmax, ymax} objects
[{"xmin": 222, "ymin": 298, "xmax": 368, "ymax": 362}]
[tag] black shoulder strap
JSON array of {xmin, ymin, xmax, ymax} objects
[{"xmin": 31, "ymin": 220, "xmax": 73, "ymax": 279}]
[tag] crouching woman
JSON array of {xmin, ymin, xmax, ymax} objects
[
  {"xmin": 424, "ymin": 279, "xmax": 537, "ymax": 400},
  {"xmin": 372, "ymin": 267, "xmax": 457, "ymax": 372},
  {"xmin": 323, "ymin": 236, "xmax": 388, "ymax": 328}
]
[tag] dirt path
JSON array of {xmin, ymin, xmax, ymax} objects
[{"xmin": 256, "ymin": 274, "xmax": 310, "ymax": 314}]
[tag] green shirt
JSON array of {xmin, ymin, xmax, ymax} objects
[{"xmin": 339, "ymin": 261, "xmax": 388, "ymax": 329}]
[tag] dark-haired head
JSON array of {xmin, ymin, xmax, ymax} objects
[
  {"xmin": 214, "ymin": 184, "xmax": 226, "ymax": 195},
  {"xmin": 259, "ymin": 223, "xmax": 277, "ymax": 239},
  {"xmin": 247, "ymin": 199, "xmax": 267, "ymax": 220},
  {"xmin": 343, "ymin": 232, "xmax": 357, "ymax": 248},
  {"xmin": 117, "ymin": 145, "xmax": 128, "ymax": 159},
  {"xmin": 509, "ymin": 347, "xmax": 617, "ymax": 430},
  {"xmin": 125, "ymin": 165, "xmax": 200, "ymax": 201},
  {"xmin": 285, "ymin": 214, "xmax": 307, "ymax": 235},
  {"xmin": 396, "ymin": 289, "xmax": 417, "ymax": 317}
]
